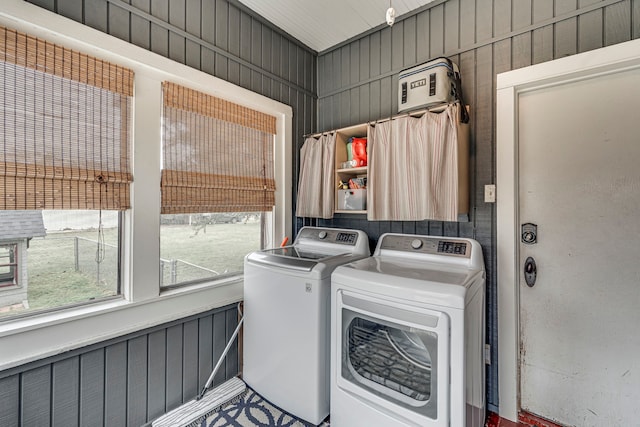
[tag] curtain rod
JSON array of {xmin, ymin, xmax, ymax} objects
[
  {"xmin": 303, "ymin": 109, "xmax": 429, "ymax": 138},
  {"xmin": 304, "ymin": 102, "xmax": 464, "ymax": 138},
  {"xmin": 302, "ymin": 130, "xmax": 336, "ymax": 139},
  {"xmin": 368, "ymin": 102, "xmax": 465, "ymax": 126},
  {"xmin": 367, "ymin": 107, "xmax": 433, "ymax": 126}
]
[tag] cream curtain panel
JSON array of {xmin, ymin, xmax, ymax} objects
[
  {"xmin": 368, "ymin": 104, "xmax": 460, "ymax": 221},
  {"xmin": 296, "ymin": 133, "xmax": 336, "ymax": 219}
]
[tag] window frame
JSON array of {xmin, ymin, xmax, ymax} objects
[{"xmin": 0, "ymin": 1, "xmax": 292, "ymax": 370}]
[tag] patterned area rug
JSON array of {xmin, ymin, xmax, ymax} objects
[{"xmin": 202, "ymin": 387, "xmax": 319, "ymax": 427}]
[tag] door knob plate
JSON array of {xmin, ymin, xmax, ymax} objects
[{"xmin": 524, "ymin": 256, "xmax": 537, "ymax": 287}]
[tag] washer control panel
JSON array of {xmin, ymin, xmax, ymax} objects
[
  {"xmin": 379, "ymin": 234, "xmax": 471, "ymax": 258},
  {"xmin": 297, "ymin": 227, "xmax": 359, "ymax": 246}
]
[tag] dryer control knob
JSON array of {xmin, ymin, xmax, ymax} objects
[
  {"xmin": 318, "ymin": 231, "xmax": 328, "ymax": 239},
  {"xmin": 411, "ymin": 239, "xmax": 423, "ymax": 249}
]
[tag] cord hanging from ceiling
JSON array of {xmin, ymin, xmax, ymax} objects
[{"xmin": 386, "ymin": 0, "xmax": 395, "ymax": 180}]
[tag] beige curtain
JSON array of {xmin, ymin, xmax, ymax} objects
[
  {"xmin": 368, "ymin": 104, "xmax": 460, "ymax": 221},
  {"xmin": 296, "ymin": 133, "xmax": 336, "ymax": 218}
]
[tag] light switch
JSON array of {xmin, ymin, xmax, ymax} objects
[{"xmin": 484, "ymin": 184, "xmax": 496, "ymax": 203}]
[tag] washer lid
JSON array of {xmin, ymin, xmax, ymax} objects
[
  {"xmin": 246, "ymin": 246, "xmax": 371, "ymax": 276},
  {"xmin": 261, "ymin": 246, "xmax": 339, "ymax": 260},
  {"xmin": 245, "ymin": 227, "xmax": 371, "ymax": 273},
  {"xmin": 247, "ymin": 246, "xmax": 349, "ymax": 272}
]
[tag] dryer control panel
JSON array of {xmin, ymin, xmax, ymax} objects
[{"xmin": 378, "ymin": 234, "xmax": 471, "ymax": 258}]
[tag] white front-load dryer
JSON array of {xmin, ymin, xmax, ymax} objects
[
  {"xmin": 244, "ymin": 227, "xmax": 369, "ymax": 425},
  {"xmin": 330, "ymin": 233, "xmax": 485, "ymax": 427}
]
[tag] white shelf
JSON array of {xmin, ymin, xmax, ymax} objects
[
  {"xmin": 334, "ymin": 123, "xmax": 369, "ymax": 214},
  {"xmin": 336, "ymin": 166, "xmax": 367, "ymax": 174}
]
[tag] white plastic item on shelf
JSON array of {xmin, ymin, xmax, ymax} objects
[{"xmin": 338, "ymin": 189, "xmax": 366, "ymax": 210}]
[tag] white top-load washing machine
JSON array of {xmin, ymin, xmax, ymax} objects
[
  {"xmin": 244, "ymin": 226, "xmax": 370, "ymax": 425},
  {"xmin": 331, "ymin": 233, "xmax": 485, "ymax": 427}
]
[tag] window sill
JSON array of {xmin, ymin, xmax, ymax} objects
[
  {"xmin": 0, "ymin": 283, "xmax": 20, "ymax": 291},
  {"xmin": 0, "ymin": 276, "xmax": 243, "ymax": 371}
]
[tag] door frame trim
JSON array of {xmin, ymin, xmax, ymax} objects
[{"xmin": 496, "ymin": 37, "xmax": 640, "ymax": 422}]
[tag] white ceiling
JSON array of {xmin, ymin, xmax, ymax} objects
[{"xmin": 237, "ymin": 0, "xmax": 438, "ymax": 52}]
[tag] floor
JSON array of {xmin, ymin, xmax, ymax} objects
[
  {"xmin": 487, "ymin": 412, "xmax": 526, "ymax": 427},
  {"xmin": 486, "ymin": 412, "xmax": 563, "ymax": 427}
]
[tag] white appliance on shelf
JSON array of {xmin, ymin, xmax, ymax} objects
[
  {"xmin": 330, "ymin": 233, "xmax": 485, "ymax": 427},
  {"xmin": 243, "ymin": 226, "xmax": 370, "ymax": 425}
]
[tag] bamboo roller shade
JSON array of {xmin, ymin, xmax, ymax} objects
[
  {"xmin": 0, "ymin": 25, "xmax": 134, "ymax": 210},
  {"xmin": 161, "ymin": 82, "xmax": 276, "ymax": 214},
  {"xmin": 0, "ymin": 26, "xmax": 133, "ymax": 97},
  {"xmin": 162, "ymin": 82, "xmax": 275, "ymax": 134}
]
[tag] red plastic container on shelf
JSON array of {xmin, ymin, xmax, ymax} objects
[{"xmin": 351, "ymin": 137, "xmax": 367, "ymax": 167}]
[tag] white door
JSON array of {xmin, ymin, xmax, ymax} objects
[{"xmin": 516, "ymin": 66, "xmax": 640, "ymax": 426}]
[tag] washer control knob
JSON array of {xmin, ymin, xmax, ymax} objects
[
  {"xmin": 318, "ymin": 231, "xmax": 328, "ymax": 239},
  {"xmin": 411, "ymin": 239, "xmax": 423, "ymax": 249}
]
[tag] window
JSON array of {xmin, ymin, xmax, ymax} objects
[
  {"xmin": 0, "ymin": 4, "xmax": 291, "ymax": 369},
  {"xmin": 0, "ymin": 26, "xmax": 132, "ymax": 317},
  {"xmin": 0, "ymin": 244, "xmax": 18, "ymax": 287},
  {"xmin": 160, "ymin": 82, "xmax": 277, "ymax": 287}
]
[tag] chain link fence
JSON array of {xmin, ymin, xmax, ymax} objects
[
  {"xmin": 75, "ymin": 236, "xmax": 221, "ymax": 288},
  {"xmin": 74, "ymin": 237, "xmax": 118, "ymax": 291},
  {"xmin": 160, "ymin": 258, "xmax": 220, "ymax": 287}
]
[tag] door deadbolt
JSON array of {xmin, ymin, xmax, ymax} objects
[
  {"xmin": 524, "ymin": 257, "xmax": 537, "ymax": 287},
  {"xmin": 521, "ymin": 223, "xmax": 538, "ymax": 244}
]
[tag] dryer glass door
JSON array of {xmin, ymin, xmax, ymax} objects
[{"xmin": 338, "ymin": 291, "xmax": 450, "ymax": 423}]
